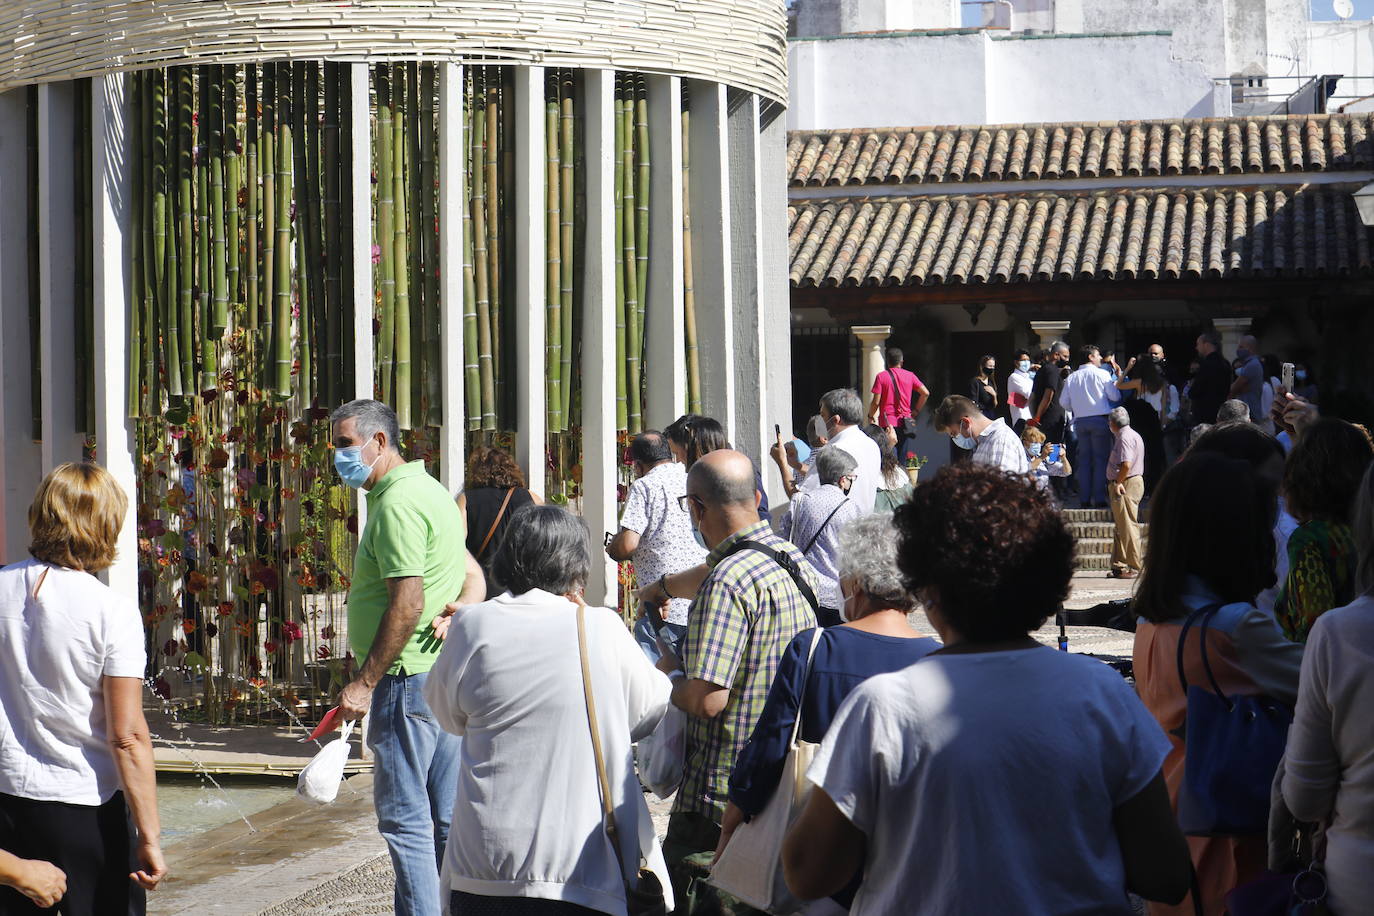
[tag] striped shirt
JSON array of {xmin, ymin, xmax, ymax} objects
[{"xmin": 675, "ymin": 520, "xmax": 820, "ymax": 822}]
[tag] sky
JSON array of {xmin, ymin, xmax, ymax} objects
[{"xmin": 1311, "ymin": 0, "xmax": 1374, "ymax": 18}]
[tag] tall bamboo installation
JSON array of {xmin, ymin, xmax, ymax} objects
[
  {"xmin": 612, "ymin": 74, "xmax": 651, "ymax": 435},
  {"xmin": 681, "ymin": 84, "xmax": 702, "ymax": 414}
]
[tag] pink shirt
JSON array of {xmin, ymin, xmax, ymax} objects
[
  {"xmin": 870, "ymin": 367, "xmax": 923, "ymax": 428},
  {"xmin": 1107, "ymin": 425, "xmax": 1144, "ymax": 481}
]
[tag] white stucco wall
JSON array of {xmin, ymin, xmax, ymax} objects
[
  {"xmin": 794, "ymin": 0, "xmax": 959, "ymax": 36},
  {"xmin": 787, "ymin": 31, "xmax": 1224, "ymax": 130},
  {"xmin": 1307, "ymin": 19, "xmax": 1374, "ymax": 110}
]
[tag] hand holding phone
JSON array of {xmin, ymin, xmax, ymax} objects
[{"xmin": 1281, "ymin": 362, "xmax": 1295, "ymax": 393}]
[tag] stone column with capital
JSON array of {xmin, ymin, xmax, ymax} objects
[
  {"xmin": 1030, "ymin": 320, "xmax": 1071, "ymax": 357},
  {"xmin": 851, "ymin": 325, "xmax": 892, "ymax": 416},
  {"xmin": 1212, "ymin": 318, "xmax": 1251, "ymax": 362}
]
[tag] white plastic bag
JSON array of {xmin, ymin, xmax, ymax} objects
[
  {"xmin": 296, "ymin": 719, "xmax": 355, "ymax": 804},
  {"xmin": 635, "ymin": 705, "xmax": 685, "ymax": 799}
]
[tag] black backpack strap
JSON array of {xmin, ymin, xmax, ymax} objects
[{"xmin": 725, "ymin": 539, "xmax": 820, "ymax": 613}]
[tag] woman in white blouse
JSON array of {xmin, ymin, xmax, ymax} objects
[
  {"xmin": 426, "ymin": 504, "xmax": 672, "ymax": 916},
  {"xmin": 1282, "ymin": 465, "xmax": 1374, "ymax": 914},
  {"xmin": 0, "ymin": 463, "xmax": 165, "ymax": 914}
]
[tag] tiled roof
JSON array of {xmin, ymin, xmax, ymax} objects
[
  {"xmin": 787, "ymin": 114, "xmax": 1374, "ymax": 187},
  {"xmin": 788, "ymin": 186, "xmax": 1374, "ymax": 287}
]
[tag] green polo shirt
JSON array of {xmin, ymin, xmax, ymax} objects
[{"xmin": 348, "ymin": 461, "xmax": 466, "ymax": 676}]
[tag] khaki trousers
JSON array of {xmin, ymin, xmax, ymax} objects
[{"xmin": 1109, "ymin": 475, "xmax": 1144, "ymax": 573}]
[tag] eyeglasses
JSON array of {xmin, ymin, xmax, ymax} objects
[{"xmin": 677, "ymin": 494, "xmax": 705, "ymax": 513}]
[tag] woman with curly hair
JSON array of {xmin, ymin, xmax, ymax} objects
[
  {"xmin": 1275, "ymin": 418, "xmax": 1374, "ymax": 642},
  {"xmin": 459, "ymin": 446, "xmax": 542, "ymax": 588},
  {"xmin": 783, "ymin": 463, "xmax": 1190, "ymax": 915}
]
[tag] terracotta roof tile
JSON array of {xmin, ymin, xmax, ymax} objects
[
  {"xmin": 788, "ymin": 114, "xmax": 1374, "ymax": 187},
  {"xmin": 789, "ymin": 185, "xmax": 1374, "ymax": 287}
]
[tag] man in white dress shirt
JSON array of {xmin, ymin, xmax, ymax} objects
[
  {"xmin": 934, "ymin": 395, "xmax": 1029, "ymax": 474},
  {"xmin": 1058, "ymin": 345, "xmax": 1122, "ymax": 509},
  {"xmin": 799, "ymin": 389, "xmax": 881, "ymax": 513}
]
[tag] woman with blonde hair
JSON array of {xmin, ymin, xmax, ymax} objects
[{"xmin": 0, "ymin": 463, "xmax": 166, "ymax": 915}]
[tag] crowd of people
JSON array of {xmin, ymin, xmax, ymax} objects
[{"xmin": 2, "ymin": 346, "xmax": 1372, "ymax": 916}]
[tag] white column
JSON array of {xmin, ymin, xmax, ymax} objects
[
  {"xmin": 726, "ymin": 90, "xmax": 773, "ymax": 476},
  {"xmin": 756, "ymin": 103, "xmax": 793, "ymax": 510},
  {"xmin": 91, "ymin": 75, "xmax": 137, "ymax": 596},
  {"xmin": 38, "ymin": 82, "xmax": 84, "ymax": 470},
  {"xmin": 685, "ymin": 80, "xmax": 734, "ymax": 440},
  {"xmin": 1212, "ymin": 317, "xmax": 1251, "ymax": 362},
  {"xmin": 1030, "ymin": 320, "xmax": 1071, "ymax": 355},
  {"xmin": 852, "ymin": 325, "xmax": 892, "ymax": 416},
  {"xmin": 514, "ymin": 67, "xmax": 546, "ymax": 499},
  {"xmin": 438, "ymin": 63, "xmax": 466, "ymax": 493},
  {"xmin": 581, "ymin": 70, "xmax": 618, "ymax": 607},
  {"xmin": 643, "ymin": 75, "xmax": 685, "ymax": 430},
  {"xmin": 0, "ymin": 89, "xmax": 41, "ymax": 561},
  {"xmin": 349, "ymin": 64, "xmax": 375, "ymax": 531}
]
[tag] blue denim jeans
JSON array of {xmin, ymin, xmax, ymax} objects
[
  {"xmin": 368, "ymin": 671, "xmax": 461, "ymax": 916},
  {"xmin": 633, "ymin": 613, "xmax": 688, "ymax": 663},
  {"xmin": 1074, "ymin": 414, "xmax": 1113, "ymax": 508}
]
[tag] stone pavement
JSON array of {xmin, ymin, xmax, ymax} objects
[{"xmin": 152, "ymin": 571, "xmax": 1135, "ymax": 915}]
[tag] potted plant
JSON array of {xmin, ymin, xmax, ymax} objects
[{"xmin": 904, "ymin": 453, "xmax": 928, "ymax": 487}]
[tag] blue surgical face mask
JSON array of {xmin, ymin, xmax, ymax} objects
[
  {"xmin": 1296, "ymin": 369, "xmax": 1308, "ymax": 382},
  {"xmin": 333, "ymin": 440, "xmax": 379, "ymax": 489},
  {"xmin": 952, "ymin": 433, "xmax": 976, "ymax": 450},
  {"xmin": 1017, "ymin": 360, "xmax": 1031, "ymax": 373},
  {"xmin": 1028, "ymin": 442, "xmax": 1043, "ymax": 456},
  {"xmin": 692, "ymin": 527, "xmax": 707, "ymax": 549}
]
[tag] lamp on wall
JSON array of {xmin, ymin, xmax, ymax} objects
[
  {"xmin": 962, "ymin": 303, "xmax": 986, "ymax": 326},
  {"xmin": 1354, "ymin": 183, "xmax": 1374, "ymax": 226}
]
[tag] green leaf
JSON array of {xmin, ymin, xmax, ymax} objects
[
  {"xmin": 183, "ymin": 651, "xmax": 209, "ymax": 673},
  {"xmin": 160, "ymin": 531, "xmax": 185, "ymax": 549}
]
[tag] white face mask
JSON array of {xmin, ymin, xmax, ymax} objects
[{"xmin": 840, "ymin": 589, "xmax": 856, "ymax": 622}]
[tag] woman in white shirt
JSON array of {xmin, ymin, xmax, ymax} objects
[
  {"xmin": 1282, "ymin": 465, "xmax": 1374, "ymax": 915},
  {"xmin": 0, "ymin": 463, "xmax": 165, "ymax": 915},
  {"xmin": 426, "ymin": 505, "xmax": 672, "ymax": 916},
  {"xmin": 781, "ymin": 463, "xmax": 1192, "ymax": 916}
]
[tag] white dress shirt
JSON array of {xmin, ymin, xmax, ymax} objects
[
  {"xmin": 1059, "ymin": 364, "xmax": 1121, "ymax": 419},
  {"xmin": 800, "ymin": 423, "xmax": 881, "ymax": 513}
]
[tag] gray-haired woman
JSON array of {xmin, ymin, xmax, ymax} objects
[
  {"xmin": 424, "ymin": 505, "xmax": 673, "ymax": 916},
  {"xmin": 716, "ymin": 514, "xmax": 941, "ymax": 912}
]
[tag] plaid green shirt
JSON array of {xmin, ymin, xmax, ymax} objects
[{"xmin": 675, "ymin": 520, "xmax": 820, "ymax": 822}]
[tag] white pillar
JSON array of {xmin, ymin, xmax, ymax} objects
[
  {"xmin": 1030, "ymin": 320, "xmax": 1071, "ymax": 355},
  {"xmin": 582, "ymin": 70, "xmax": 618, "ymax": 607},
  {"xmin": 756, "ymin": 104, "xmax": 793, "ymax": 509},
  {"xmin": 37, "ymin": 82, "xmax": 85, "ymax": 470},
  {"xmin": 438, "ymin": 63, "xmax": 466, "ymax": 493},
  {"xmin": 514, "ymin": 67, "xmax": 547, "ymax": 500},
  {"xmin": 1212, "ymin": 317, "xmax": 1251, "ymax": 362},
  {"xmin": 685, "ymin": 80, "xmax": 734, "ymax": 439},
  {"xmin": 349, "ymin": 64, "xmax": 375, "ymax": 531},
  {"xmin": 852, "ymin": 325, "xmax": 892, "ymax": 416},
  {"xmin": 91, "ymin": 75, "xmax": 137, "ymax": 597},
  {"xmin": 727, "ymin": 90, "xmax": 767, "ymax": 471},
  {"xmin": 643, "ymin": 74, "xmax": 685, "ymax": 430},
  {"xmin": 0, "ymin": 89, "xmax": 40, "ymax": 561}
]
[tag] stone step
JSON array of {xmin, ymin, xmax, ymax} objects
[
  {"xmin": 1069, "ymin": 522, "xmax": 1150, "ymax": 540},
  {"xmin": 1077, "ymin": 555, "xmax": 1113, "ymax": 570},
  {"xmin": 1063, "ymin": 508, "xmax": 1114, "ymax": 523},
  {"xmin": 1075, "ymin": 537, "xmax": 1149, "ymax": 559}
]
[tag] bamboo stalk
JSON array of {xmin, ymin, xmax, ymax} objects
[
  {"xmin": 197, "ymin": 66, "xmax": 214, "ymax": 393},
  {"xmin": 462, "ymin": 70, "xmax": 480, "ymax": 431},
  {"xmin": 559, "ymin": 70, "xmax": 575, "ymax": 428},
  {"xmin": 393, "ymin": 63, "xmax": 412, "ymax": 428},
  {"xmin": 291, "ymin": 61, "xmax": 312, "ymax": 408},
  {"xmin": 128, "ymin": 73, "xmax": 146, "ymax": 419},
  {"xmin": 545, "ymin": 74, "xmax": 562, "ymax": 434},
  {"xmin": 635, "ymin": 76, "xmax": 650, "ymax": 328},
  {"xmin": 681, "ymin": 94, "xmax": 702, "ymax": 414},
  {"xmin": 406, "ymin": 61, "xmax": 424, "ymax": 427},
  {"xmin": 337, "ymin": 63, "xmax": 355, "ymax": 398},
  {"xmin": 471, "ymin": 73, "xmax": 495, "ymax": 430},
  {"xmin": 261, "ymin": 62, "xmax": 276, "ymax": 377},
  {"xmin": 375, "ymin": 64, "xmax": 395, "ymax": 405},
  {"xmin": 225, "ymin": 68, "xmax": 241, "ymax": 311},
  {"xmin": 210, "ymin": 65, "xmax": 229, "ymax": 341},
  {"xmin": 303, "ymin": 61, "xmax": 326, "ymax": 408},
  {"xmin": 272, "ymin": 64, "xmax": 293, "ymax": 399},
  {"xmin": 420, "ymin": 64, "xmax": 441, "ymax": 428},
  {"xmin": 613, "ymin": 77, "xmax": 626, "ymax": 431},
  {"xmin": 245, "ymin": 65, "xmax": 258, "ymax": 334},
  {"xmin": 322, "ymin": 62, "xmax": 341, "ymax": 408},
  {"xmin": 622, "ymin": 91, "xmax": 641, "ymax": 432},
  {"xmin": 147, "ymin": 69, "xmax": 166, "ymax": 412},
  {"xmin": 176, "ymin": 66, "xmax": 194, "ymax": 397},
  {"xmin": 485, "ymin": 83, "xmax": 502, "ymax": 424}
]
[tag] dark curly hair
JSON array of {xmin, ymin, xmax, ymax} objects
[
  {"xmin": 1283, "ymin": 418, "xmax": 1374, "ymax": 525},
  {"xmin": 465, "ymin": 445, "xmax": 526, "ymax": 490},
  {"xmin": 892, "ymin": 463, "xmax": 1073, "ymax": 642},
  {"xmin": 1134, "ymin": 452, "xmax": 1276, "ymax": 622}
]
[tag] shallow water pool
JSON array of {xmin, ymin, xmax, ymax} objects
[{"xmin": 157, "ymin": 774, "xmax": 296, "ymax": 842}]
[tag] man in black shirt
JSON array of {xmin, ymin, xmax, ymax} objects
[
  {"xmin": 1028, "ymin": 340, "xmax": 1071, "ymax": 444},
  {"xmin": 1187, "ymin": 330, "xmax": 1233, "ymax": 425}
]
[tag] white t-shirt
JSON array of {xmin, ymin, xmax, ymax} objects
[
  {"xmin": 619, "ymin": 462, "xmax": 708, "ymax": 625},
  {"xmin": 808, "ymin": 648, "xmax": 1170, "ymax": 916},
  {"xmin": 800, "ymin": 424, "xmax": 881, "ymax": 514},
  {"xmin": 0, "ymin": 558, "xmax": 147, "ymax": 805}
]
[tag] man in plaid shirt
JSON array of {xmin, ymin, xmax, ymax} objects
[
  {"xmin": 656, "ymin": 449, "xmax": 820, "ymax": 907},
  {"xmin": 934, "ymin": 394, "xmax": 1030, "ymax": 474}
]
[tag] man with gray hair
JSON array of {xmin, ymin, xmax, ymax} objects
[
  {"xmin": 1216, "ymin": 399, "xmax": 1252, "ymax": 425},
  {"xmin": 329, "ymin": 398, "xmax": 485, "ymax": 916},
  {"xmin": 1106, "ymin": 406, "xmax": 1145, "ymax": 579},
  {"xmin": 779, "ymin": 446, "xmax": 863, "ymax": 628},
  {"xmin": 800, "ymin": 388, "xmax": 881, "ymax": 512}
]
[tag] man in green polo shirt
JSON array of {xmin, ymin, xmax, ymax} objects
[{"xmin": 329, "ymin": 398, "xmax": 484, "ymax": 916}]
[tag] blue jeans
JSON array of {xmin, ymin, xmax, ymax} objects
[
  {"xmin": 368, "ymin": 671, "xmax": 461, "ymax": 916},
  {"xmin": 1074, "ymin": 414, "xmax": 1113, "ymax": 508},
  {"xmin": 633, "ymin": 613, "xmax": 688, "ymax": 663}
]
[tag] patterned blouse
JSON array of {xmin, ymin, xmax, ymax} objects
[{"xmin": 1275, "ymin": 519, "xmax": 1357, "ymax": 643}]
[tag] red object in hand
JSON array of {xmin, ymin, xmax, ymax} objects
[{"xmin": 303, "ymin": 706, "xmax": 342, "ymax": 742}]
